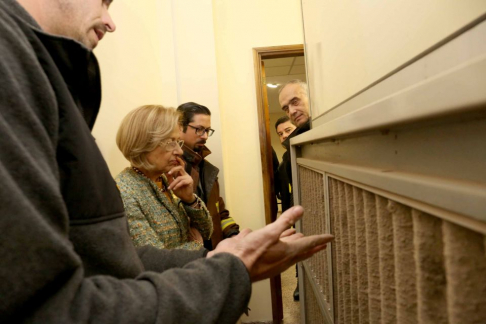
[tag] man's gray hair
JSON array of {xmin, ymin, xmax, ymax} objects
[{"xmin": 278, "ymin": 79, "xmax": 308, "ymax": 95}]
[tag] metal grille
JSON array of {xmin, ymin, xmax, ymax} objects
[
  {"xmin": 299, "ymin": 167, "xmax": 331, "ymax": 307},
  {"xmin": 303, "ymin": 274, "xmax": 326, "ymax": 324},
  {"xmin": 298, "ymin": 166, "xmax": 486, "ymax": 324}
]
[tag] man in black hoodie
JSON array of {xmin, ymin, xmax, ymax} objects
[
  {"xmin": 0, "ymin": 1, "xmax": 332, "ymax": 322},
  {"xmin": 274, "ymin": 115, "xmax": 297, "ymax": 212}
]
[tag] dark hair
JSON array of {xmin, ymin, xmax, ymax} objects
[
  {"xmin": 177, "ymin": 102, "xmax": 211, "ymax": 132},
  {"xmin": 275, "ymin": 115, "xmax": 290, "ymax": 131}
]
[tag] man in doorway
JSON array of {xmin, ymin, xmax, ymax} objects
[
  {"xmin": 279, "ymin": 79, "xmax": 310, "ymax": 128},
  {"xmin": 277, "ymin": 80, "xmax": 312, "ymax": 301},
  {"xmin": 274, "ymin": 115, "xmax": 296, "ymax": 212},
  {"xmin": 0, "ymin": 0, "xmax": 333, "ymax": 321},
  {"xmin": 275, "ymin": 115, "xmax": 297, "ymax": 146},
  {"xmin": 277, "ymin": 80, "xmax": 311, "ymax": 209},
  {"xmin": 177, "ymin": 102, "xmax": 240, "ymax": 250}
]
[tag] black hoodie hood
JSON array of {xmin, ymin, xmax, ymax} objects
[{"xmin": 282, "ymin": 120, "xmax": 311, "ymax": 151}]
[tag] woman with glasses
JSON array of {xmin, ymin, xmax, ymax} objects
[{"xmin": 115, "ymin": 105, "xmax": 213, "ymax": 250}]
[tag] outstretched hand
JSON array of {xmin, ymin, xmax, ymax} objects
[{"xmin": 207, "ymin": 206, "xmax": 334, "ymax": 282}]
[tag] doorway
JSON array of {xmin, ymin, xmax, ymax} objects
[{"xmin": 252, "ymin": 45, "xmax": 306, "ymax": 324}]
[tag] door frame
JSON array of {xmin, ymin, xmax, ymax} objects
[{"xmin": 252, "ymin": 44, "xmax": 304, "ymax": 324}]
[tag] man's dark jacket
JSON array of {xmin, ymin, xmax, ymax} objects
[
  {"xmin": 0, "ymin": 1, "xmax": 250, "ymax": 322},
  {"xmin": 182, "ymin": 145, "xmax": 240, "ymax": 250},
  {"xmin": 278, "ymin": 121, "xmax": 311, "ymax": 211}
]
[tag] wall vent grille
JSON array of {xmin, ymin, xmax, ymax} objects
[{"xmin": 298, "ymin": 165, "xmax": 486, "ymax": 324}]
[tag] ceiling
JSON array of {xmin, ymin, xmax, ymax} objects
[{"xmin": 263, "ymin": 56, "xmax": 307, "ymax": 114}]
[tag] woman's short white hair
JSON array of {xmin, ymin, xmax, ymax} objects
[{"xmin": 116, "ymin": 105, "xmax": 180, "ymax": 170}]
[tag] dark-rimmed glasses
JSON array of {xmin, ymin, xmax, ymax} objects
[{"xmin": 187, "ymin": 125, "xmax": 215, "ymax": 137}]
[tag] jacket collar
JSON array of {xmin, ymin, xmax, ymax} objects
[
  {"xmin": 5, "ymin": 0, "xmax": 102, "ymax": 130},
  {"xmin": 282, "ymin": 120, "xmax": 311, "ymax": 150},
  {"xmin": 182, "ymin": 144, "xmax": 212, "ymax": 167},
  {"xmin": 36, "ymin": 33, "xmax": 102, "ymax": 129}
]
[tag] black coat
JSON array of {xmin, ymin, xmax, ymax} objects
[{"xmin": 279, "ymin": 121, "xmax": 311, "ymax": 211}]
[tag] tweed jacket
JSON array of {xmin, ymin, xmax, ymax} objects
[
  {"xmin": 280, "ymin": 120, "xmax": 310, "ymax": 211},
  {"xmin": 116, "ymin": 168, "xmax": 213, "ymax": 250}
]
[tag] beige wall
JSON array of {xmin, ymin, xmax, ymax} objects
[
  {"xmin": 93, "ymin": 0, "xmax": 174, "ymax": 176},
  {"xmin": 303, "ymin": 0, "xmax": 486, "ymax": 120},
  {"xmin": 92, "ymin": 0, "xmax": 304, "ymax": 322}
]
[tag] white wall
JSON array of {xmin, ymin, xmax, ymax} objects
[
  {"xmin": 302, "ymin": 0, "xmax": 486, "ymax": 120},
  {"xmin": 212, "ymin": 0, "xmax": 304, "ymax": 321},
  {"xmin": 93, "ymin": 0, "xmax": 174, "ymax": 176},
  {"xmin": 169, "ymin": 0, "xmax": 226, "ymax": 197}
]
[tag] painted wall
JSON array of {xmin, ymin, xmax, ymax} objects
[
  {"xmin": 302, "ymin": 0, "xmax": 486, "ymax": 120},
  {"xmin": 212, "ymin": 0, "xmax": 304, "ymax": 321},
  {"xmin": 93, "ymin": 0, "xmax": 175, "ymax": 176}
]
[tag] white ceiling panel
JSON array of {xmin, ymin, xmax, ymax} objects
[
  {"xmin": 294, "ymin": 56, "xmax": 305, "ymax": 65},
  {"xmin": 289, "ymin": 64, "xmax": 306, "ymax": 75},
  {"xmin": 264, "ymin": 57, "xmax": 295, "ymax": 67},
  {"xmin": 265, "ymin": 66, "xmax": 291, "ymax": 77}
]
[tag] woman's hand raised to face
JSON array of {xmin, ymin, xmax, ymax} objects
[{"xmin": 166, "ymin": 157, "xmax": 195, "ymax": 203}]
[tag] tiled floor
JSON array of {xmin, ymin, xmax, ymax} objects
[{"xmin": 281, "ymin": 265, "xmax": 301, "ymax": 323}]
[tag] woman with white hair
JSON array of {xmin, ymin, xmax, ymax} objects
[{"xmin": 115, "ymin": 105, "xmax": 213, "ymax": 250}]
